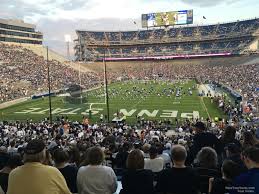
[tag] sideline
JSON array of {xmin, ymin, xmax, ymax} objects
[
  {"xmin": 0, "ymin": 97, "xmax": 29, "ymax": 110},
  {"xmin": 200, "ymin": 97, "xmax": 211, "ymax": 120}
]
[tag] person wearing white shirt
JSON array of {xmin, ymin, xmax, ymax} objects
[
  {"xmin": 144, "ymin": 146, "xmax": 164, "ymax": 172},
  {"xmin": 77, "ymin": 146, "xmax": 117, "ymax": 194},
  {"xmin": 7, "ymin": 141, "xmax": 17, "ymax": 154}
]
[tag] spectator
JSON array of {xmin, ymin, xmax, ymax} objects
[
  {"xmin": 7, "ymin": 141, "xmax": 17, "ymax": 155},
  {"xmin": 120, "ymin": 149, "xmax": 154, "ymax": 194},
  {"xmin": 142, "ymin": 143, "xmax": 151, "ymax": 158},
  {"xmin": 232, "ymin": 146, "xmax": 259, "ymax": 194},
  {"xmin": 7, "ymin": 139, "xmax": 71, "ymax": 194},
  {"xmin": 220, "ymin": 126, "xmax": 241, "ymax": 148},
  {"xmin": 53, "ymin": 148, "xmax": 78, "ymax": 193},
  {"xmin": 77, "ymin": 146, "xmax": 117, "ymax": 194},
  {"xmin": 242, "ymin": 131, "xmax": 259, "ymax": 150},
  {"xmin": 194, "ymin": 147, "xmax": 221, "ymax": 193},
  {"xmin": 144, "ymin": 146, "xmax": 164, "ymax": 172},
  {"xmin": 209, "ymin": 160, "xmax": 240, "ymax": 194},
  {"xmin": 163, "ymin": 142, "xmax": 172, "ymax": 157},
  {"xmin": 157, "ymin": 143, "xmax": 171, "ymax": 168},
  {"xmin": 0, "ymin": 147, "xmax": 8, "ymax": 170},
  {"xmin": 0, "ymin": 154, "xmax": 22, "ymax": 193},
  {"xmin": 195, "ymin": 147, "xmax": 219, "ymax": 169},
  {"xmin": 156, "ymin": 145, "xmax": 200, "ymax": 194},
  {"xmin": 68, "ymin": 147, "xmax": 81, "ymax": 167},
  {"xmin": 189, "ymin": 122, "xmax": 222, "ymax": 163},
  {"xmin": 115, "ymin": 142, "xmax": 130, "ymax": 169},
  {"xmin": 224, "ymin": 143, "xmax": 247, "ymax": 173}
]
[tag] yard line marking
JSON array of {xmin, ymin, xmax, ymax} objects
[
  {"xmin": 200, "ymin": 97, "xmax": 211, "ymax": 120},
  {"xmin": 85, "ymin": 103, "xmax": 106, "ymax": 110}
]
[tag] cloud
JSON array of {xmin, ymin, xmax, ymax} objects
[
  {"xmin": 58, "ymin": 0, "xmax": 90, "ymax": 10},
  {"xmin": 37, "ymin": 17, "xmax": 139, "ymax": 56},
  {"xmin": 0, "ymin": 0, "xmax": 46, "ymax": 19},
  {"xmin": 0, "ymin": 0, "xmax": 257, "ymax": 57},
  {"xmin": 181, "ymin": 0, "xmax": 241, "ymax": 7}
]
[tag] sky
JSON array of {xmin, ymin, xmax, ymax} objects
[{"xmin": 1, "ymin": 0, "xmax": 259, "ymax": 57}]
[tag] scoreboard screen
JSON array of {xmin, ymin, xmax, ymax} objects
[{"xmin": 142, "ymin": 10, "xmax": 193, "ymax": 28}]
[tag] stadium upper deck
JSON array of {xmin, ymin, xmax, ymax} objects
[
  {"xmin": 75, "ymin": 18, "xmax": 259, "ymax": 61},
  {"xmin": 0, "ymin": 19, "xmax": 43, "ymax": 45}
]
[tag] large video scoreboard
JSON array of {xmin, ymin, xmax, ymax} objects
[{"xmin": 142, "ymin": 10, "xmax": 193, "ymax": 28}]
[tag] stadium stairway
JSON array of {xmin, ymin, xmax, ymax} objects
[{"xmin": 23, "ymin": 45, "xmax": 67, "ymax": 63}]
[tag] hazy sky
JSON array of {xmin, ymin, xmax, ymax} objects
[{"xmin": 1, "ymin": 0, "xmax": 259, "ymax": 56}]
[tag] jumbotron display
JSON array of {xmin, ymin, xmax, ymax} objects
[{"xmin": 142, "ymin": 10, "xmax": 193, "ymax": 27}]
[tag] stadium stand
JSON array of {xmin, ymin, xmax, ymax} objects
[
  {"xmin": 23, "ymin": 45, "xmax": 67, "ymax": 63},
  {"xmin": 0, "ymin": 43, "xmax": 100, "ymax": 103},
  {"xmin": 0, "ymin": 16, "xmax": 259, "ymax": 194},
  {"xmin": 75, "ymin": 18, "xmax": 259, "ymax": 61},
  {"xmin": 1, "ymin": 42, "xmax": 258, "ymax": 107}
]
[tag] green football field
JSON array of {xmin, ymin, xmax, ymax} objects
[{"xmin": 0, "ymin": 80, "xmax": 225, "ymax": 124}]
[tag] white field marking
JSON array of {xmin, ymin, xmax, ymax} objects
[
  {"xmin": 84, "ymin": 103, "xmax": 106, "ymax": 110},
  {"xmin": 175, "ymin": 97, "xmax": 182, "ymax": 100},
  {"xmin": 173, "ymin": 102, "xmax": 181, "ymax": 104},
  {"xmin": 200, "ymin": 97, "xmax": 211, "ymax": 120}
]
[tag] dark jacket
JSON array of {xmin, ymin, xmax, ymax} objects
[
  {"xmin": 58, "ymin": 165, "xmax": 78, "ymax": 193},
  {"xmin": 211, "ymin": 178, "xmax": 233, "ymax": 194},
  {"xmin": 227, "ymin": 154, "xmax": 247, "ymax": 174},
  {"xmin": 120, "ymin": 169, "xmax": 154, "ymax": 194},
  {"xmin": 156, "ymin": 167, "xmax": 199, "ymax": 194},
  {"xmin": 188, "ymin": 132, "xmax": 222, "ymax": 164},
  {"xmin": 231, "ymin": 168, "xmax": 259, "ymax": 194}
]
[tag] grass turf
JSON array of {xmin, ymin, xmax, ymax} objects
[{"xmin": 0, "ymin": 80, "xmax": 226, "ymax": 123}]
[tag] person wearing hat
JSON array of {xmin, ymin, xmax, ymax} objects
[
  {"xmin": 188, "ymin": 122, "xmax": 222, "ymax": 164},
  {"xmin": 7, "ymin": 139, "xmax": 71, "ymax": 194}
]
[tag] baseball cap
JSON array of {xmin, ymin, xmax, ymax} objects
[{"xmin": 25, "ymin": 139, "xmax": 45, "ymax": 154}]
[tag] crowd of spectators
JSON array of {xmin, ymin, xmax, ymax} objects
[
  {"xmin": 0, "ymin": 117, "xmax": 259, "ymax": 194},
  {"xmin": 91, "ymin": 37, "xmax": 253, "ymax": 57},
  {"xmin": 1, "ymin": 43, "xmax": 258, "ymax": 116},
  {"xmin": 0, "ymin": 43, "xmax": 100, "ymax": 103},
  {"xmin": 103, "ymin": 62, "xmax": 258, "ymax": 103},
  {"xmin": 82, "ymin": 18, "xmax": 259, "ymax": 42},
  {"xmin": 80, "ymin": 18, "xmax": 259, "ymax": 57}
]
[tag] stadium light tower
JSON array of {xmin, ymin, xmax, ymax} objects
[
  {"xmin": 47, "ymin": 46, "xmax": 52, "ymax": 124},
  {"xmin": 103, "ymin": 47, "xmax": 110, "ymax": 123},
  {"xmin": 64, "ymin": 34, "xmax": 72, "ymax": 61}
]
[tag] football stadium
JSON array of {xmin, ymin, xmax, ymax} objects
[{"xmin": 0, "ymin": 1, "xmax": 259, "ymax": 194}]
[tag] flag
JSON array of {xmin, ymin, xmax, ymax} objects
[{"xmin": 203, "ymin": 16, "xmax": 206, "ymax": 19}]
